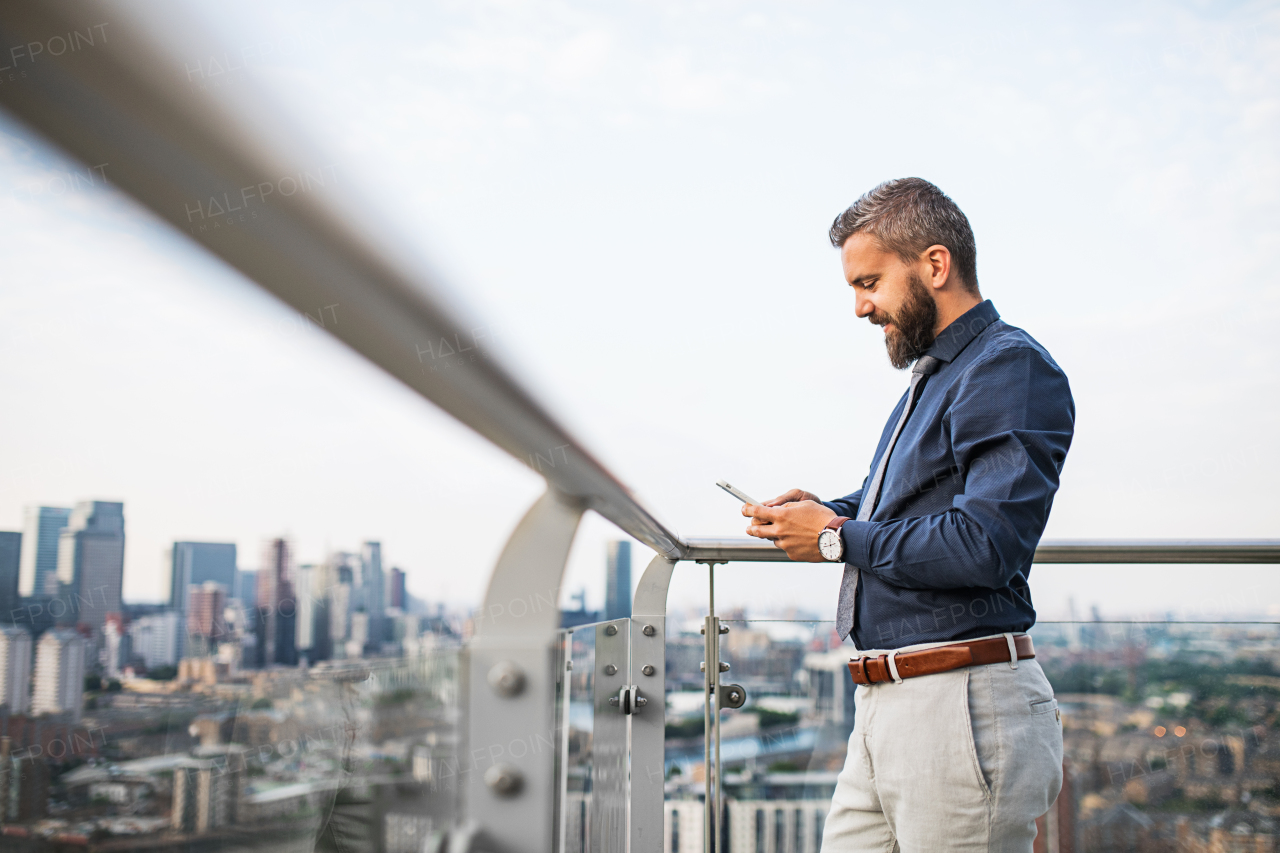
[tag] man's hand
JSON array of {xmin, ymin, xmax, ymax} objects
[
  {"xmin": 743, "ymin": 493, "xmax": 836, "ymax": 562},
  {"xmin": 762, "ymin": 488, "xmax": 821, "ymax": 507}
]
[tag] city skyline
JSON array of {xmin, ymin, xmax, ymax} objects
[
  {"xmin": 0, "ymin": 1, "xmax": 1273, "ymax": 848},
  {"xmin": 2, "ymin": 0, "xmax": 1277, "ymax": 622}
]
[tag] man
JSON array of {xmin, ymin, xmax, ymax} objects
[{"xmin": 744, "ymin": 178, "xmax": 1074, "ymax": 851}]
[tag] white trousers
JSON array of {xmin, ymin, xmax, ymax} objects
[{"xmin": 821, "ymin": 657, "xmax": 1063, "ymax": 852}]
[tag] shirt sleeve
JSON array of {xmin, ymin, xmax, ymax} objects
[
  {"xmin": 822, "ymin": 489, "xmax": 863, "ymax": 519},
  {"xmin": 839, "ymin": 345, "xmax": 1074, "ymax": 590}
]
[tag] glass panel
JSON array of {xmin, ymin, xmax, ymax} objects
[
  {"xmin": 556, "ymin": 618, "xmax": 630, "ymax": 853},
  {"xmin": 561, "ymin": 625, "xmax": 595, "ymax": 853},
  {"xmin": 1031, "ymin": 620, "xmax": 1280, "ymax": 851},
  {"xmin": 4, "ymin": 615, "xmax": 462, "ymax": 852},
  {"xmin": 662, "ymin": 618, "xmax": 1280, "ymax": 853},
  {"xmin": 664, "ymin": 619, "xmax": 839, "ymax": 853}
]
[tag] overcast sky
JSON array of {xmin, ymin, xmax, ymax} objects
[{"xmin": 1, "ymin": 0, "xmax": 1277, "ymax": 622}]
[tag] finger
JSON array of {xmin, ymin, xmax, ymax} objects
[
  {"xmin": 764, "ymin": 489, "xmax": 800, "ymax": 507},
  {"xmin": 748, "ymin": 504, "xmax": 781, "ymax": 523}
]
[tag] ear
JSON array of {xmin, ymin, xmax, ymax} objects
[{"xmin": 922, "ymin": 245, "xmax": 952, "ymax": 290}]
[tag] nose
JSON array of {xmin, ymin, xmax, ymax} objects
[{"xmin": 854, "ymin": 290, "xmax": 874, "ymax": 319}]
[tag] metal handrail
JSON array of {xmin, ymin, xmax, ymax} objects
[
  {"xmin": 0, "ymin": 0, "xmax": 684, "ymax": 560},
  {"xmin": 683, "ymin": 538, "xmax": 1280, "ymax": 564}
]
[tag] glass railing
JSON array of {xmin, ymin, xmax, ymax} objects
[
  {"xmin": 663, "ymin": 619, "xmax": 839, "ymax": 853},
  {"xmin": 5, "ymin": 592, "xmax": 1280, "ymax": 852},
  {"xmin": 1030, "ymin": 619, "xmax": 1280, "ymax": 853},
  {"xmin": 657, "ymin": 616, "xmax": 1280, "ymax": 853},
  {"xmin": 0, "ymin": 634, "xmax": 462, "ymax": 851},
  {"xmin": 557, "ymin": 618, "xmax": 631, "ymax": 853}
]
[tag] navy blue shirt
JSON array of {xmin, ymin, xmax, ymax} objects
[{"xmin": 823, "ymin": 300, "xmax": 1074, "ymax": 650}]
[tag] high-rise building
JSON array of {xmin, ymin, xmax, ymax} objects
[
  {"xmin": 32, "ymin": 628, "xmax": 85, "ymax": 721},
  {"xmin": 170, "ymin": 542, "xmax": 236, "ymax": 614},
  {"xmin": 187, "ymin": 582, "xmax": 227, "ymax": 645},
  {"xmin": 361, "ymin": 541, "xmax": 385, "ymax": 647},
  {"xmin": 0, "ymin": 626, "xmax": 32, "ymax": 714},
  {"xmin": 102, "ymin": 613, "xmax": 127, "ymax": 679},
  {"xmin": 257, "ymin": 539, "xmax": 296, "ymax": 666},
  {"xmin": 128, "ymin": 612, "xmax": 182, "ymax": 670},
  {"xmin": 294, "ymin": 565, "xmax": 315, "ymax": 658},
  {"xmin": 18, "ymin": 506, "xmax": 71, "ymax": 597},
  {"xmin": 0, "ymin": 737, "xmax": 49, "ymax": 821},
  {"xmin": 347, "ymin": 611, "xmax": 369, "ymax": 659},
  {"xmin": 389, "ymin": 567, "xmax": 406, "ymax": 610},
  {"xmin": 172, "ymin": 756, "xmax": 239, "ymax": 832},
  {"xmin": 604, "ymin": 540, "xmax": 632, "ymax": 622},
  {"xmin": 0, "ymin": 531, "xmax": 21, "ymax": 621},
  {"xmin": 235, "ymin": 570, "xmax": 257, "ymax": 606},
  {"xmin": 329, "ymin": 579, "xmax": 351, "ymax": 649},
  {"xmin": 55, "ymin": 501, "xmax": 125, "ymax": 640}
]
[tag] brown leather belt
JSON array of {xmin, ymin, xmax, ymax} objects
[{"xmin": 847, "ymin": 634, "xmax": 1034, "ymax": 686}]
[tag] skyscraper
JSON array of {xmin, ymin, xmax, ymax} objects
[
  {"xmin": 0, "ymin": 531, "xmax": 20, "ymax": 622},
  {"xmin": 361, "ymin": 541, "xmax": 385, "ymax": 647},
  {"xmin": 257, "ymin": 539, "xmax": 296, "ymax": 666},
  {"xmin": 55, "ymin": 501, "xmax": 125, "ymax": 640},
  {"xmin": 187, "ymin": 582, "xmax": 227, "ymax": 647},
  {"xmin": 604, "ymin": 540, "xmax": 632, "ymax": 622},
  {"xmin": 0, "ymin": 626, "xmax": 32, "ymax": 714},
  {"xmin": 18, "ymin": 506, "xmax": 71, "ymax": 597},
  {"xmin": 389, "ymin": 567, "xmax": 406, "ymax": 610},
  {"xmin": 32, "ymin": 628, "xmax": 85, "ymax": 721},
  {"xmin": 234, "ymin": 570, "xmax": 257, "ymax": 606},
  {"xmin": 170, "ymin": 542, "xmax": 236, "ymax": 613},
  {"xmin": 128, "ymin": 612, "xmax": 181, "ymax": 670},
  {"xmin": 294, "ymin": 565, "xmax": 315, "ymax": 659}
]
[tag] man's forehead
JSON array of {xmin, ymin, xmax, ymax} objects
[{"xmin": 840, "ymin": 232, "xmax": 893, "ymax": 282}]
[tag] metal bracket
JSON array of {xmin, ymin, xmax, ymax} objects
[
  {"xmin": 718, "ymin": 683, "xmax": 747, "ymax": 709},
  {"xmin": 607, "ymin": 685, "xmax": 648, "ymax": 715}
]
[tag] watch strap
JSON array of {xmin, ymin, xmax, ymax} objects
[{"xmin": 825, "ymin": 516, "xmax": 850, "ymax": 531}]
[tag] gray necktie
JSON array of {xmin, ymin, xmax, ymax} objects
[{"xmin": 836, "ymin": 355, "xmax": 941, "ymax": 642}]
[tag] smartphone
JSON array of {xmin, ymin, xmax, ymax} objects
[{"xmin": 716, "ymin": 480, "xmax": 763, "ymax": 507}]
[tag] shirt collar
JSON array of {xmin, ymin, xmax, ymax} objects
[{"xmin": 924, "ymin": 299, "xmax": 999, "ymax": 364}]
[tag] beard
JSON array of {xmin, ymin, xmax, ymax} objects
[{"xmin": 874, "ymin": 272, "xmax": 938, "ymax": 370}]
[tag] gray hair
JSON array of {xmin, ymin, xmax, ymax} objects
[{"xmin": 829, "ymin": 178, "xmax": 978, "ymax": 294}]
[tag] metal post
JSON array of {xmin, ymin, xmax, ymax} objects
[
  {"xmin": 464, "ymin": 489, "xmax": 584, "ymax": 851},
  {"xmin": 701, "ymin": 562, "xmax": 726, "ymax": 853},
  {"xmin": 631, "ymin": 556, "xmax": 677, "ymax": 853}
]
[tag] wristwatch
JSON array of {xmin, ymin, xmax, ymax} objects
[{"xmin": 818, "ymin": 516, "xmax": 850, "ymax": 562}]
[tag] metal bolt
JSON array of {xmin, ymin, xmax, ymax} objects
[
  {"xmin": 605, "ymin": 625, "xmax": 618, "ymax": 636},
  {"xmin": 642, "ymin": 665, "xmax": 656, "ymax": 676},
  {"xmin": 604, "ymin": 664, "xmax": 617, "ymax": 676},
  {"xmin": 487, "ymin": 661, "xmax": 526, "ymax": 698},
  {"xmin": 635, "ymin": 696, "xmax": 648, "ymax": 708},
  {"xmin": 608, "ymin": 696, "xmax": 620, "ymax": 706},
  {"xmin": 719, "ymin": 662, "xmax": 730, "ymax": 672},
  {"xmin": 700, "ymin": 662, "xmax": 705, "ymax": 672},
  {"xmin": 484, "ymin": 764, "xmax": 523, "ymax": 797},
  {"xmin": 728, "ymin": 689, "xmax": 741, "ymax": 703},
  {"xmin": 719, "ymin": 625, "xmax": 730, "ymax": 634},
  {"xmin": 700, "ymin": 626, "xmax": 705, "ymax": 635},
  {"xmin": 566, "ymin": 660, "xmax": 573, "ymax": 670},
  {"xmin": 642, "ymin": 624, "xmax": 656, "ymax": 636}
]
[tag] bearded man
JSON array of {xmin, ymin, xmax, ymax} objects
[{"xmin": 743, "ymin": 178, "xmax": 1074, "ymax": 851}]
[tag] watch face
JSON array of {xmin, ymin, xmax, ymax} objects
[{"xmin": 819, "ymin": 529, "xmax": 842, "ymax": 561}]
